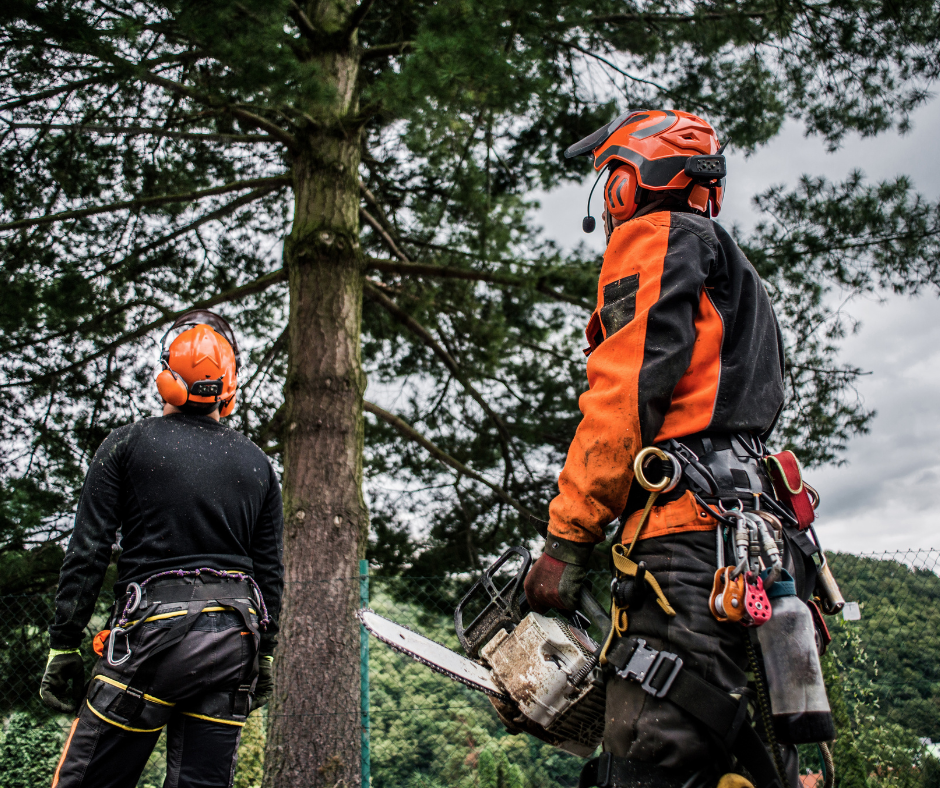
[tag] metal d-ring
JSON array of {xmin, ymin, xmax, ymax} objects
[{"xmin": 633, "ymin": 447, "xmax": 681, "ymax": 493}]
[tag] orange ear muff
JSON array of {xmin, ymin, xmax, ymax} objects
[
  {"xmin": 219, "ymin": 393, "xmax": 237, "ymax": 418},
  {"xmin": 604, "ymin": 165, "xmax": 639, "ymax": 222},
  {"xmin": 156, "ymin": 369, "xmax": 189, "ymax": 407},
  {"xmin": 688, "ymin": 184, "xmax": 710, "ymax": 213}
]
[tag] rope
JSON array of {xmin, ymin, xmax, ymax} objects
[
  {"xmin": 744, "ymin": 633, "xmax": 789, "ymax": 787},
  {"xmin": 818, "ymin": 741, "xmax": 835, "ymax": 788}
]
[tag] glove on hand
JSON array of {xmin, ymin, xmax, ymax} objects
[
  {"xmin": 253, "ymin": 655, "xmax": 274, "ymax": 710},
  {"xmin": 40, "ymin": 649, "xmax": 85, "ymax": 714},
  {"xmin": 524, "ymin": 536, "xmax": 594, "ymax": 614}
]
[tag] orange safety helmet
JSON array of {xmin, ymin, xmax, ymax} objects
[
  {"xmin": 566, "ymin": 109, "xmax": 726, "ymax": 230},
  {"xmin": 155, "ymin": 309, "xmax": 241, "ymax": 418}
]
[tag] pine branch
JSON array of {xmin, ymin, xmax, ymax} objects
[
  {"xmin": 6, "ymin": 122, "xmax": 276, "ymax": 143},
  {"xmin": 589, "ymin": 10, "xmax": 772, "ymax": 24},
  {"xmin": 95, "ymin": 51, "xmax": 299, "ymax": 149},
  {"xmin": 0, "ymin": 175, "xmax": 290, "ymax": 232},
  {"xmin": 363, "ymin": 401, "xmax": 535, "ymax": 519},
  {"xmin": 288, "ymin": 0, "xmax": 322, "ymax": 41},
  {"xmin": 2, "ymin": 269, "xmax": 287, "ymax": 389},
  {"xmin": 0, "ymin": 77, "xmax": 101, "ymax": 111},
  {"xmin": 367, "ymin": 258, "xmax": 524, "ymax": 285},
  {"xmin": 366, "ymin": 258, "xmax": 593, "ymax": 310},
  {"xmin": 364, "ymin": 280, "xmax": 517, "ymax": 479},
  {"xmin": 102, "ymin": 185, "xmax": 285, "ymax": 275}
]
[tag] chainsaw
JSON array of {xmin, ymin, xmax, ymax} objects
[{"xmin": 358, "ymin": 546, "xmax": 612, "ymax": 757}]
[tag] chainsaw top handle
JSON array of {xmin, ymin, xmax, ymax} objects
[
  {"xmin": 455, "ymin": 546, "xmax": 532, "ymax": 659},
  {"xmin": 455, "ymin": 546, "xmax": 611, "ymax": 658}
]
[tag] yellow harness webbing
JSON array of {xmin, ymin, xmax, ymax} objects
[{"xmin": 599, "ymin": 489, "xmax": 676, "ymax": 665}]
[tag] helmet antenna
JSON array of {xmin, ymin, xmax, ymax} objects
[{"xmin": 582, "ymin": 167, "xmax": 606, "ymax": 233}]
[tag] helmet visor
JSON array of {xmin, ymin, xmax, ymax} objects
[
  {"xmin": 564, "ymin": 108, "xmax": 649, "ymax": 159},
  {"xmin": 170, "ymin": 309, "xmax": 240, "ymax": 359}
]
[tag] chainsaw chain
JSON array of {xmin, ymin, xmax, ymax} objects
[{"xmin": 357, "ymin": 609, "xmax": 512, "ymax": 703}]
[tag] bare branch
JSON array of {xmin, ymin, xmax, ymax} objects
[
  {"xmin": 363, "ymin": 401, "xmax": 535, "ymax": 519},
  {"xmin": 360, "ymin": 207, "xmax": 409, "ymax": 263},
  {"xmin": 0, "ymin": 175, "xmax": 290, "ymax": 232},
  {"xmin": 360, "ymin": 41, "xmax": 415, "ymax": 61},
  {"xmin": 2, "ymin": 269, "xmax": 287, "ymax": 389},
  {"xmin": 346, "ymin": 0, "xmax": 379, "ymax": 36},
  {"xmin": 6, "ymin": 122, "xmax": 276, "ymax": 143}
]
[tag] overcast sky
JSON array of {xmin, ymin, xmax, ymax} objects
[{"xmin": 534, "ymin": 99, "xmax": 940, "ymax": 556}]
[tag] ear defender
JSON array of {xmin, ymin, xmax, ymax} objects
[
  {"xmin": 604, "ymin": 165, "xmax": 640, "ymax": 223},
  {"xmin": 219, "ymin": 394, "xmax": 237, "ymax": 418},
  {"xmin": 156, "ymin": 368, "xmax": 189, "ymax": 407}
]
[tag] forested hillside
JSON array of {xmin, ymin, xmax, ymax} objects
[{"xmin": 2, "ymin": 549, "xmax": 939, "ymax": 786}]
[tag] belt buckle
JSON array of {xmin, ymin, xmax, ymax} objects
[{"xmin": 616, "ymin": 638, "xmax": 683, "ymax": 699}]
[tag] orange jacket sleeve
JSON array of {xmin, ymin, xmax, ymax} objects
[{"xmin": 548, "ymin": 213, "xmax": 714, "ymax": 544}]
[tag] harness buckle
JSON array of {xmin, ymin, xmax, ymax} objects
[{"xmin": 616, "ymin": 639, "xmax": 683, "ymax": 699}]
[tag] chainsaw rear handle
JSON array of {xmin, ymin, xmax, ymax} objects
[{"xmin": 578, "ymin": 587, "xmax": 611, "ymax": 635}]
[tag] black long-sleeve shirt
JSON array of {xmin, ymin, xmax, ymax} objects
[{"xmin": 50, "ymin": 413, "xmax": 284, "ymax": 650}]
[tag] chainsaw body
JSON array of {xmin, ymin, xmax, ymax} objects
[{"xmin": 454, "ymin": 547, "xmax": 607, "ymax": 756}]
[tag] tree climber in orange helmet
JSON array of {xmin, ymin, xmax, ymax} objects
[
  {"xmin": 524, "ymin": 111, "xmax": 830, "ymax": 788},
  {"xmin": 41, "ymin": 309, "xmax": 284, "ymax": 788}
]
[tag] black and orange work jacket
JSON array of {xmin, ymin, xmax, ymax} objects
[{"xmin": 548, "ymin": 210, "xmax": 785, "ymax": 546}]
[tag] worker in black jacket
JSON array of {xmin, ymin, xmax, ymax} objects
[{"xmin": 41, "ymin": 309, "xmax": 283, "ymax": 788}]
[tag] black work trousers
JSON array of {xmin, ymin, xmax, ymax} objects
[
  {"xmin": 602, "ymin": 530, "xmax": 800, "ymax": 786},
  {"xmin": 53, "ymin": 610, "xmax": 255, "ymax": 788}
]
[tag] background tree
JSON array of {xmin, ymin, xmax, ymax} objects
[{"xmin": 2, "ymin": 1, "xmax": 940, "ymax": 785}]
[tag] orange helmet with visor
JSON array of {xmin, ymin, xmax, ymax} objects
[{"xmin": 566, "ymin": 109, "xmax": 726, "ymax": 229}]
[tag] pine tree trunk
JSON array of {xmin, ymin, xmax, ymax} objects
[{"xmin": 263, "ymin": 5, "xmax": 366, "ymax": 784}]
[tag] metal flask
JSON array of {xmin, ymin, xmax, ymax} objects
[{"xmin": 756, "ymin": 592, "xmax": 836, "ymax": 743}]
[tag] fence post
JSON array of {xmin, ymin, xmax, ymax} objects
[{"xmin": 359, "ymin": 558, "xmax": 370, "ymax": 787}]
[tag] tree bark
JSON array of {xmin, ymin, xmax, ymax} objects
[{"xmin": 263, "ymin": 2, "xmax": 366, "ymax": 784}]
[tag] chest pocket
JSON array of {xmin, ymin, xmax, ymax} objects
[{"xmin": 600, "ymin": 275, "xmax": 639, "ymax": 337}]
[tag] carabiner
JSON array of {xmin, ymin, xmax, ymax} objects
[
  {"xmin": 106, "ymin": 627, "xmax": 132, "ymax": 667},
  {"xmin": 126, "ymin": 582, "xmax": 142, "ymax": 615}
]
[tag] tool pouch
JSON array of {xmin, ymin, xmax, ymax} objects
[{"xmin": 764, "ymin": 450, "xmax": 815, "ymax": 530}]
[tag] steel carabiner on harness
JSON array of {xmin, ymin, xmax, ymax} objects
[{"xmin": 106, "ymin": 582, "xmax": 143, "ymax": 667}]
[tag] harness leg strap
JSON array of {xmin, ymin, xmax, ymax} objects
[{"xmin": 606, "ymin": 638, "xmax": 786, "ymax": 788}]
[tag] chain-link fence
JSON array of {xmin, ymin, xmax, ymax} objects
[{"xmin": 2, "ymin": 549, "xmax": 939, "ymax": 787}]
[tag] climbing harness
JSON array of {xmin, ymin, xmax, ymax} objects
[{"xmin": 90, "ymin": 568, "xmax": 268, "ymax": 730}]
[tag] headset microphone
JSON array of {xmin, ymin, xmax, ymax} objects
[{"xmin": 582, "ymin": 168, "xmax": 607, "ymax": 233}]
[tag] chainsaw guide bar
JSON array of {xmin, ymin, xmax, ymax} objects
[{"xmin": 357, "ymin": 609, "xmax": 511, "ymax": 703}]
